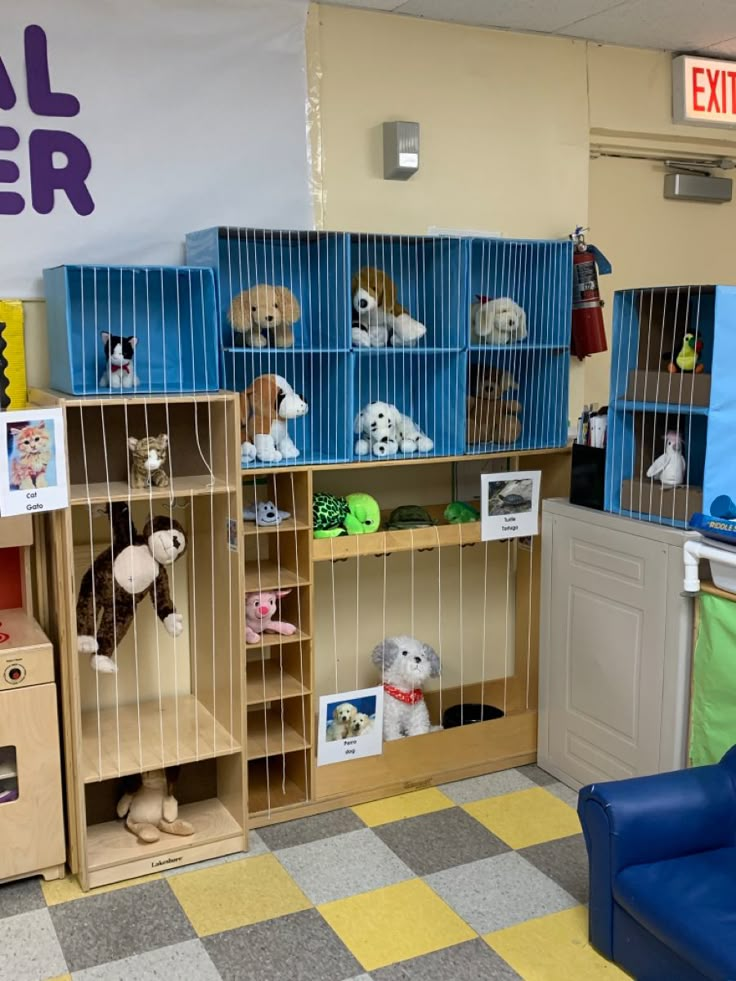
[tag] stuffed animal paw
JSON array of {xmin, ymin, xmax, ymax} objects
[
  {"xmin": 241, "ymin": 442, "xmax": 257, "ymax": 463},
  {"xmin": 91, "ymin": 654, "xmax": 117, "ymax": 674},
  {"xmin": 77, "ymin": 635, "xmax": 99, "ymax": 655},
  {"xmin": 163, "ymin": 612, "xmax": 184, "ymax": 638}
]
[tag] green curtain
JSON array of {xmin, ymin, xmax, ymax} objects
[{"xmin": 690, "ymin": 593, "xmax": 736, "ymax": 767}]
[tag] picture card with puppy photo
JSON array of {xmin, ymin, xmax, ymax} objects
[
  {"xmin": 318, "ymin": 686, "xmax": 384, "ymax": 766},
  {"xmin": 0, "ymin": 408, "xmax": 69, "ymax": 516}
]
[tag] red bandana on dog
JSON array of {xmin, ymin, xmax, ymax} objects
[{"xmin": 383, "ymin": 683, "xmax": 423, "ymax": 705}]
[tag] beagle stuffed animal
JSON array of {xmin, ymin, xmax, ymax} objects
[
  {"xmin": 228, "ymin": 284, "xmax": 300, "ymax": 348},
  {"xmin": 352, "ymin": 267, "xmax": 427, "ymax": 348},
  {"xmin": 241, "ymin": 374, "xmax": 309, "ymax": 464}
]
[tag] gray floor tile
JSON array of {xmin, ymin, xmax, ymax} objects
[
  {"xmin": 439, "ymin": 769, "xmax": 535, "ymax": 804},
  {"xmin": 257, "ymin": 808, "xmax": 365, "ymax": 850},
  {"xmin": 72, "ymin": 938, "xmax": 220, "ymax": 981},
  {"xmin": 204, "ymin": 907, "xmax": 362, "ymax": 981},
  {"xmin": 0, "ymin": 875, "xmax": 46, "ymax": 918},
  {"xmin": 163, "ymin": 830, "xmax": 269, "ymax": 877},
  {"xmin": 50, "ymin": 880, "xmax": 194, "ymax": 973},
  {"xmin": 275, "ymin": 828, "xmax": 412, "ymax": 904},
  {"xmin": 519, "ymin": 833, "xmax": 589, "ymax": 904},
  {"xmin": 0, "ymin": 908, "xmax": 67, "ymax": 981},
  {"xmin": 372, "ymin": 939, "xmax": 520, "ymax": 980},
  {"xmin": 516, "ymin": 763, "xmax": 557, "ymax": 787},
  {"xmin": 546, "ymin": 781, "xmax": 580, "ymax": 809},
  {"xmin": 374, "ymin": 806, "xmax": 509, "ymax": 875},
  {"xmin": 425, "ymin": 851, "xmax": 577, "ymax": 933}
]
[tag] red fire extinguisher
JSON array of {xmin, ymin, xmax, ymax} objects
[{"xmin": 570, "ymin": 227, "xmax": 612, "ymax": 361}]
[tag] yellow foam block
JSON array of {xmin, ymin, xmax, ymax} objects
[
  {"xmin": 0, "ymin": 300, "xmax": 27, "ymax": 409},
  {"xmin": 168, "ymin": 853, "xmax": 311, "ymax": 936},
  {"xmin": 319, "ymin": 879, "xmax": 474, "ymax": 971},
  {"xmin": 42, "ymin": 871, "xmax": 162, "ymax": 906},
  {"xmin": 486, "ymin": 906, "xmax": 629, "ymax": 980},
  {"xmin": 352, "ymin": 787, "xmax": 453, "ymax": 827},
  {"xmin": 463, "ymin": 786, "xmax": 580, "ymax": 849}
]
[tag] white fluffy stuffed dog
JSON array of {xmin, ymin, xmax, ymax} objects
[
  {"xmin": 471, "ymin": 296, "xmax": 527, "ymax": 345},
  {"xmin": 354, "ymin": 401, "xmax": 434, "ymax": 457},
  {"xmin": 327, "ymin": 702, "xmax": 357, "ymax": 741},
  {"xmin": 372, "ymin": 635, "xmax": 440, "ymax": 740}
]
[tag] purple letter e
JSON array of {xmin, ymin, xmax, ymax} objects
[{"xmin": 29, "ymin": 129, "xmax": 94, "ymax": 215}]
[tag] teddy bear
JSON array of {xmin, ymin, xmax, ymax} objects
[
  {"xmin": 372, "ymin": 635, "xmax": 440, "ymax": 740},
  {"xmin": 467, "ymin": 364, "xmax": 523, "ymax": 446},
  {"xmin": 471, "ymin": 296, "xmax": 527, "ymax": 345},
  {"xmin": 228, "ymin": 284, "xmax": 300, "ymax": 348},
  {"xmin": 240, "ymin": 374, "xmax": 308, "ymax": 464},
  {"xmin": 352, "ymin": 268, "xmax": 427, "ymax": 347},
  {"xmin": 354, "ymin": 401, "xmax": 433, "ymax": 457},
  {"xmin": 116, "ymin": 767, "xmax": 194, "ymax": 844}
]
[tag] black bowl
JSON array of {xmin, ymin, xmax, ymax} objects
[{"xmin": 442, "ymin": 703, "xmax": 504, "ymax": 729}]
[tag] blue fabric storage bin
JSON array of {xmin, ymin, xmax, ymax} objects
[
  {"xmin": 467, "ymin": 349, "xmax": 568, "ymax": 453},
  {"xmin": 468, "ymin": 237, "xmax": 572, "ymax": 350},
  {"xmin": 224, "ymin": 349, "xmax": 352, "ymax": 467},
  {"xmin": 44, "ymin": 265, "xmax": 219, "ymax": 395},
  {"xmin": 352, "ymin": 350, "xmax": 464, "ymax": 459},
  {"xmin": 350, "ymin": 234, "xmax": 467, "ymax": 350},
  {"xmin": 605, "ymin": 285, "xmax": 736, "ymax": 528},
  {"xmin": 186, "ymin": 227, "xmax": 350, "ymax": 352}
]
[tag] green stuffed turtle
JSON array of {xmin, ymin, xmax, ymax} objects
[
  {"xmin": 444, "ymin": 501, "xmax": 480, "ymax": 524},
  {"xmin": 385, "ymin": 505, "xmax": 436, "ymax": 530},
  {"xmin": 313, "ymin": 492, "xmax": 381, "ymax": 539}
]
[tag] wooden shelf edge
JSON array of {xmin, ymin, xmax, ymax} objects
[{"xmin": 245, "ymin": 630, "xmax": 311, "ymax": 650}]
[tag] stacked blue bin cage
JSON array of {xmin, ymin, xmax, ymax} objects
[
  {"xmin": 604, "ymin": 284, "xmax": 736, "ymax": 528},
  {"xmin": 42, "ymin": 232, "xmax": 571, "ymax": 462},
  {"xmin": 184, "ymin": 227, "xmax": 572, "ymax": 466}
]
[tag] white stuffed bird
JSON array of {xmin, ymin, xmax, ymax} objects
[{"xmin": 646, "ymin": 432, "xmax": 686, "ymax": 488}]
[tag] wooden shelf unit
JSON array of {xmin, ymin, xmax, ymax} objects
[
  {"xmin": 40, "ymin": 389, "xmax": 247, "ymax": 889},
  {"xmin": 41, "ymin": 373, "xmax": 570, "ymax": 877}
]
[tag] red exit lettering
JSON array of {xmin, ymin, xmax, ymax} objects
[{"xmin": 691, "ymin": 64, "xmax": 736, "ymax": 116}]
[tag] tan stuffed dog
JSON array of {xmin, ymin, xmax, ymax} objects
[
  {"xmin": 240, "ymin": 374, "xmax": 308, "ymax": 464},
  {"xmin": 228, "ymin": 284, "xmax": 300, "ymax": 348},
  {"xmin": 467, "ymin": 365, "xmax": 522, "ymax": 445},
  {"xmin": 352, "ymin": 267, "xmax": 427, "ymax": 347}
]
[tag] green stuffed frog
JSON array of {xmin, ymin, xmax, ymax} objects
[{"xmin": 313, "ymin": 492, "xmax": 381, "ymax": 539}]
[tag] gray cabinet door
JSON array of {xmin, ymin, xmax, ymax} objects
[{"xmin": 546, "ymin": 514, "xmax": 668, "ymax": 785}]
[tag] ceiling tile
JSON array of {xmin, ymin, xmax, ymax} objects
[
  {"xmin": 391, "ymin": 0, "xmax": 624, "ymax": 33},
  {"xmin": 557, "ymin": 0, "xmax": 736, "ymax": 51},
  {"xmin": 701, "ymin": 35, "xmax": 736, "ymax": 57}
]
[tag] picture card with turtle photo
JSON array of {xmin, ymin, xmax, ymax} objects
[{"xmin": 481, "ymin": 470, "xmax": 540, "ymax": 542}]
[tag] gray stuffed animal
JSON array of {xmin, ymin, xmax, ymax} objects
[{"xmin": 372, "ymin": 635, "xmax": 440, "ymax": 740}]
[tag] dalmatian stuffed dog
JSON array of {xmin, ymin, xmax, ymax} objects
[{"xmin": 354, "ymin": 401, "xmax": 434, "ymax": 457}]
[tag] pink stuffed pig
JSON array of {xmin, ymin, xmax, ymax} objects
[{"xmin": 245, "ymin": 590, "xmax": 297, "ymax": 645}]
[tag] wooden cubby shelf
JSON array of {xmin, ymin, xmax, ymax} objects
[
  {"xmin": 312, "ymin": 504, "xmax": 483, "ymax": 562},
  {"xmin": 70, "ymin": 475, "xmax": 235, "ymax": 505},
  {"xmin": 86, "ymin": 797, "xmax": 243, "ymax": 882},
  {"xmin": 244, "ymin": 562, "xmax": 310, "ymax": 590},
  {"xmin": 81, "ymin": 695, "xmax": 241, "ymax": 783},
  {"xmin": 245, "ymin": 629, "xmax": 311, "ymax": 651},
  {"xmin": 248, "ymin": 754, "xmax": 309, "ymax": 815},
  {"xmin": 246, "ymin": 662, "xmax": 311, "ymax": 705},
  {"xmin": 243, "ymin": 517, "xmax": 311, "ymax": 537},
  {"xmin": 247, "ymin": 709, "xmax": 310, "ymax": 760}
]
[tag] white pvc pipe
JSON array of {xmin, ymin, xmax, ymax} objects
[{"xmin": 683, "ymin": 539, "xmax": 736, "ymax": 593}]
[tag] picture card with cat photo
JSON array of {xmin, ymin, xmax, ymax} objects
[{"xmin": 0, "ymin": 408, "xmax": 68, "ymax": 516}]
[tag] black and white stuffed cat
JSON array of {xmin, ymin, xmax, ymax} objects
[{"xmin": 100, "ymin": 331, "xmax": 139, "ymax": 390}]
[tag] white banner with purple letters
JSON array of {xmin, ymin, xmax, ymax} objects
[{"xmin": 0, "ymin": 1, "xmax": 312, "ymax": 297}]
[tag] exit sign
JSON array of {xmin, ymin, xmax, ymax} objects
[{"xmin": 673, "ymin": 55, "xmax": 736, "ymax": 127}]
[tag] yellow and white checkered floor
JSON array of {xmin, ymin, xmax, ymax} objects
[{"xmin": 1, "ymin": 764, "xmax": 627, "ymax": 980}]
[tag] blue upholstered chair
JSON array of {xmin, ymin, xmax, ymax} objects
[{"xmin": 578, "ymin": 747, "xmax": 736, "ymax": 981}]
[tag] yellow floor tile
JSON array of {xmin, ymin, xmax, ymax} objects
[
  {"xmin": 42, "ymin": 872, "xmax": 162, "ymax": 906},
  {"xmin": 48, "ymin": 976, "xmax": 72, "ymax": 981},
  {"xmin": 168, "ymin": 853, "xmax": 311, "ymax": 936},
  {"xmin": 463, "ymin": 787, "xmax": 580, "ymax": 849},
  {"xmin": 486, "ymin": 906, "xmax": 629, "ymax": 980},
  {"xmin": 352, "ymin": 788, "xmax": 453, "ymax": 827},
  {"xmin": 319, "ymin": 878, "xmax": 475, "ymax": 972}
]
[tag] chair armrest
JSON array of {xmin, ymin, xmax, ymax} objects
[{"xmin": 578, "ymin": 763, "xmax": 736, "ymax": 959}]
